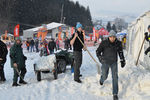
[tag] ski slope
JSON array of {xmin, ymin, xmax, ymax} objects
[{"xmin": 0, "ymin": 47, "xmax": 150, "ymax": 100}]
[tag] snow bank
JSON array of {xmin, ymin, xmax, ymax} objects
[
  {"xmin": 128, "ymin": 10, "xmax": 150, "ymax": 69},
  {"xmin": 0, "ymin": 47, "xmax": 150, "ymax": 100}
]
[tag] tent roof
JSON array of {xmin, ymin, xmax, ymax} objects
[
  {"xmin": 130, "ymin": 10, "xmax": 150, "ymax": 27},
  {"xmin": 24, "ymin": 22, "xmax": 65, "ymax": 32}
]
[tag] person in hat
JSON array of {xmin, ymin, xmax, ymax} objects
[
  {"xmin": 0, "ymin": 39, "xmax": 8, "ymax": 82},
  {"xmin": 35, "ymin": 38, "xmax": 39, "ymax": 52},
  {"xmin": 40, "ymin": 39, "xmax": 49, "ymax": 56},
  {"xmin": 144, "ymin": 25, "xmax": 150, "ymax": 55},
  {"xmin": 70, "ymin": 22, "xmax": 86, "ymax": 83},
  {"xmin": 48, "ymin": 38, "xmax": 56, "ymax": 54},
  {"xmin": 96, "ymin": 30, "xmax": 126, "ymax": 100},
  {"xmin": 10, "ymin": 37, "xmax": 27, "ymax": 86}
]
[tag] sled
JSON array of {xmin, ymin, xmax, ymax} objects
[{"xmin": 34, "ymin": 54, "xmax": 58, "ymax": 81}]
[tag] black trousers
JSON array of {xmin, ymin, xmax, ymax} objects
[
  {"xmin": 0, "ymin": 65, "xmax": 6, "ymax": 81},
  {"xmin": 145, "ymin": 47, "xmax": 150, "ymax": 55},
  {"xmin": 73, "ymin": 51, "xmax": 82, "ymax": 80},
  {"xmin": 13, "ymin": 67, "xmax": 27, "ymax": 83}
]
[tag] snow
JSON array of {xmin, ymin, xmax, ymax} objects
[
  {"xmin": 0, "ymin": 46, "xmax": 150, "ymax": 100},
  {"xmin": 34, "ymin": 54, "xmax": 56, "ymax": 71}
]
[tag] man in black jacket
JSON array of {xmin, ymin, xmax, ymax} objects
[
  {"xmin": 30, "ymin": 39, "xmax": 35, "ymax": 52},
  {"xmin": 48, "ymin": 38, "xmax": 56, "ymax": 54},
  {"xmin": 144, "ymin": 25, "xmax": 150, "ymax": 55},
  {"xmin": 0, "ymin": 40, "xmax": 8, "ymax": 82},
  {"xmin": 70, "ymin": 22, "xmax": 86, "ymax": 83},
  {"xmin": 96, "ymin": 30, "xmax": 125, "ymax": 100}
]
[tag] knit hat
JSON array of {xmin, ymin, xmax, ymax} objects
[
  {"xmin": 76, "ymin": 22, "xmax": 82, "ymax": 29},
  {"xmin": 15, "ymin": 37, "xmax": 22, "ymax": 42},
  {"xmin": 109, "ymin": 30, "xmax": 116, "ymax": 37}
]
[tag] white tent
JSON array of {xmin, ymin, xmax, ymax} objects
[{"xmin": 128, "ymin": 11, "xmax": 150, "ymax": 69}]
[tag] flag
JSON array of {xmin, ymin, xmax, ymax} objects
[
  {"xmin": 37, "ymin": 27, "xmax": 48, "ymax": 41},
  {"xmin": 37, "ymin": 29, "xmax": 42, "ymax": 38},
  {"xmin": 4, "ymin": 30, "xmax": 8, "ymax": 39},
  {"xmin": 93, "ymin": 27, "xmax": 96, "ymax": 41},
  {"xmin": 71, "ymin": 27, "xmax": 74, "ymax": 35},
  {"xmin": 14, "ymin": 24, "xmax": 20, "ymax": 37},
  {"xmin": 41, "ymin": 27, "xmax": 48, "ymax": 41},
  {"xmin": 58, "ymin": 31, "xmax": 62, "ymax": 40}
]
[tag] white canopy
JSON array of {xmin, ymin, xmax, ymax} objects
[
  {"xmin": 128, "ymin": 10, "xmax": 150, "ymax": 69},
  {"xmin": 24, "ymin": 22, "xmax": 64, "ymax": 32}
]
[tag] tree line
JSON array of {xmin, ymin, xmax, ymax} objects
[{"xmin": 0, "ymin": 0, "xmax": 93, "ymax": 35}]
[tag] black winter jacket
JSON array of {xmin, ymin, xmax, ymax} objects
[
  {"xmin": 70, "ymin": 31, "xmax": 84, "ymax": 51},
  {"xmin": 48, "ymin": 41, "xmax": 56, "ymax": 50},
  {"xmin": 96, "ymin": 39, "xmax": 125, "ymax": 64},
  {"xmin": 0, "ymin": 40, "xmax": 8, "ymax": 65}
]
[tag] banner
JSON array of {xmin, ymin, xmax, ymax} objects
[
  {"xmin": 71, "ymin": 27, "xmax": 74, "ymax": 35},
  {"xmin": 93, "ymin": 27, "xmax": 96, "ymax": 41},
  {"xmin": 4, "ymin": 30, "xmax": 8, "ymax": 39},
  {"xmin": 58, "ymin": 31, "xmax": 62, "ymax": 40},
  {"xmin": 41, "ymin": 27, "xmax": 48, "ymax": 41},
  {"xmin": 14, "ymin": 24, "xmax": 20, "ymax": 37},
  {"xmin": 37, "ymin": 27, "xmax": 48, "ymax": 41}
]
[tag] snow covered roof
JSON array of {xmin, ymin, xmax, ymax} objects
[
  {"xmin": 24, "ymin": 22, "xmax": 65, "ymax": 32},
  {"xmin": 1, "ymin": 33, "xmax": 14, "ymax": 36}
]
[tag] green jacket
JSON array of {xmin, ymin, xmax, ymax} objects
[{"xmin": 10, "ymin": 43, "xmax": 26, "ymax": 69}]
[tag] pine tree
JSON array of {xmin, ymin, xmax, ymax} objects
[
  {"xmin": 106, "ymin": 22, "xmax": 111, "ymax": 32},
  {"xmin": 112, "ymin": 24, "xmax": 117, "ymax": 33},
  {"xmin": 0, "ymin": 0, "xmax": 93, "ymax": 34}
]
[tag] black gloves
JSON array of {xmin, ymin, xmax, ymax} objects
[
  {"xmin": 98, "ymin": 56, "xmax": 104, "ymax": 63},
  {"xmin": 145, "ymin": 32, "xmax": 149, "ymax": 41},
  {"xmin": 120, "ymin": 59, "xmax": 126, "ymax": 68},
  {"xmin": 24, "ymin": 56, "xmax": 27, "ymax": 60}
]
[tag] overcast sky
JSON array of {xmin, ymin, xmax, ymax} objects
[{"xmin": 72, "ymin": 0, "xmax": 150, "ymax": 18}]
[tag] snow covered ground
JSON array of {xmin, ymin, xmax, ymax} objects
[{"xmin": 0, "ymin": 46, "xmax": 150, "ymax": 100}]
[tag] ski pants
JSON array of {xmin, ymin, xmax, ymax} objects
[
  {"xmin": 30, "ymin": 45, "xmax": 34, "ymax": 52},
  {"xmin": 100, "ymin": 62, "xmax": 118, "ymax": 95},
  {"xmin": 0, "ymin": 65, "xmax": 6, "ymax": 81},
  {"xmin": 13, "ymin": 67, "xmax": 27, "ymax": 83},
  {"xmin": 27, "ymin": 46, "xmax": 29, "ymax": 51},
  {"xmin": 49, "ymin": 49, "xmax": 54, "ymax": 54},
  {"xmin": 73, "ymin": 51, "xmax": 82, "ymax": 80},
  {"xmin": 145, "ymin": 47, "xmax": 150, "ymax": 55},
  {"xmin": 35, "ymin": 45, "xmax": 39, "ymax": 52}
]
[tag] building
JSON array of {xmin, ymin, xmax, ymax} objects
[
  {"xmin": 0, "ymin": 33, "xmax": 14, "ymax": 44},
  {"xmin": 23, "ymin": 22, "xmax": 72, "ymax": 40}
]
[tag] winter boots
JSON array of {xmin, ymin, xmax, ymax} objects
[
  {"xmin": 113, "ymin": 94, "xmax": 118, "ymax": 100},
  {"xmin": 99, "ymin": 80, "xmax": 103, "ymax": 85},
  {"xmin": 19, "ymin": 80, "xmax": 27, "ymax": 84},
  {"xmin": 12, "ymin": 80, "xmax": 27, "ymax": 87},
  {"xmin": 74, "ymin": 79, "xmax": 82, "ymax": 83},
  {"xmin": 0, "ymin": 67, "xmax": 6, "ymax": 82},
  {"xmin": 12, "ymin": 82, "xmax": 21, "ymax": 87}
]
